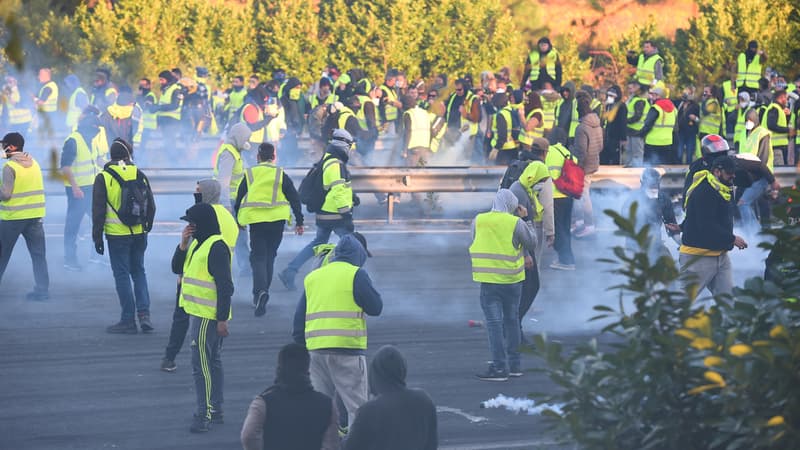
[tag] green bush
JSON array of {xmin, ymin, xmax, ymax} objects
[{"xmin": 532, "ymin": 187, "xmax": 800, "ymax": 449}]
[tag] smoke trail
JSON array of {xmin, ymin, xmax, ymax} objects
[{"xmin": 480, "ymin": 394, "xmax": 564, "ymax": 416}]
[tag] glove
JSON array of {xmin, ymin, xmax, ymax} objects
[
  {"xmin": 352, "ymin": 193, "xmax": 361, "ymax": 207},
  {"xmin": 94, "ymin": 239, "xmax": 104, "ymax": 255}
]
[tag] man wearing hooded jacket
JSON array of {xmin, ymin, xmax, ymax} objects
[
  {"xmin": 344, "ymin": 345, "xmax": 438, "ymax": 450},
  {"xmin": 292, "ymin": 234, "xmax": 383, "ymax": 427},
  {"xmin": 173, "ymin": 202, "xmax": 234, "ymax": 433}
]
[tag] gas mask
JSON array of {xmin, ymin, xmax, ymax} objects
[{"xmin": 193, "ymin": 192, "xmax": 203, "ymax": 204}]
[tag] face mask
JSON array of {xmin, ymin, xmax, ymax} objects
[
  {"xmin": 242, "ymin": 142, "xmax": 251, "ymax": 151},
  {"xmin": 372, "ymin": 98, "xmax": 380, "ymax": 106},
  {"xmin": 739, "ymin": 101, "xmax": 748, "ymax": 108},
  {"xmin": 541, "ymin": 89, "xmax": 553, "ymax": 95},
  {"xmin": 606, "ymin": 97, "xmax": 616, "ymax": 105},
  {"xmin": 645, "ymin": 189, "xmax": 659, "ymax": 199},
  {"xmin": 745, "ymin": 120, "xmax": 755, "ymax": 130},
  {"xmin": 193, "ymin": 192, "xmax": 203, "ymax": 204}
]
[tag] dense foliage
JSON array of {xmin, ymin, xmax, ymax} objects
[{"xmin": 531, "ymin": 186, "xmax": 800, "ymax": 449}]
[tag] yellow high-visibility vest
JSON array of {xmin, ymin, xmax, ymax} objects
[
  {"xmin": 380, "ymin": 85, "xmax": 398, "ymax": 121},
  {"xmin": 645, "ymin": 103, "xmax": 676, "ymax": 146},
  {"xmin": 698, "ymin": 98, "xmax": 722, "ymax": 135},
  {"xmin": 518, "ymin": 108, "xmax": 544, "ymax": 146},
  {"xmin": 742, "ymin": 126, "xmax": 773, "ymax": 172},
  {"xmin": 761, "ymin": 103, "xmax": 788, "ymax": 147},
  {"xmin": 528, "ymin": 49, "xmax": 559, "ymax": 82},
  {"xmin": 736, "ymin": 53, "xmax": 762, "ymax": 89},
  {"xmin": 213, "ymin": 143, "xmax": 244, "ymax": 203},
  {"xmin": 236, "ymin": 163, "xmax": 290, "ymax": 225},
  {"xmin": 491, "ymin": 107, "xmax": 518, "ymax": 150},
  {"xmin": 636, "ymin": 53, "xmax": 663, "ymax": 86},
  {"xmin": 626, "ymin": 95, "xmax": 650, "ymax": 132},
  {"xmin": 63, "ymin": 131, "xmax": 98, "ymax": 187},
  {"xmin": 304, "ymin": 261, "xmax": 366, "ymax": 350},
  {"xmin": 404, "ymin": 107, "xmax": 432, "ymax": 150},
  {"xmin": 158, "ymin": 83, "xmax": 181, "ymax": 120},
  {"xmin": 37, "ymin": 81, "xmax": 58, "ymax": 113},
  {"xmin": 101, "ymin": 164, "xmax": 144, "ymax": 236},
  {"xmin": 179, "ymin": 235, "xmax": 231, "ymax": 321},
  {"xmin": 0, "ymin": 158, "xmax": 46, "ymax": 220},
  {"xmin": 469, "ymin": 211, "xmax": 525, "ymax": 284},
  {"xmin": 66, "ymin": 87, "xmax": 87, "ymax": 129}
]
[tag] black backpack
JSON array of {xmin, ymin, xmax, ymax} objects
[
  {"xmin": 105, "ymin": 167, "xmax": 151, "ymax": 228},
  {"xmin": 298, "ymin": 156, "xmax": 329, "ymax": 213},
  {"xmin": 500, "ymin": 159, "xmax": 531, "ymax": 189}
]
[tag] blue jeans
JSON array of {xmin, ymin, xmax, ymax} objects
[
  {"xmin": 107, "ymin": 234, "xmax": 151, "ymax": 322},
  {"xmin": 64, "ymin": 186, "xmax": 92, "ymax": 265},
  {"xmin": 738, "ymin": 178, "xmax": 769, "ymax": 231},
  {"xmin": 677, "ymin": 133, "xmax": 697, "ymax": 164},
  {"xmin": 480, "ymin": 282, "xmax": 522, "ymax": 372},
  {"xmin": 284, "ymin": 222, "xmax": 351, "ymax": 282}
]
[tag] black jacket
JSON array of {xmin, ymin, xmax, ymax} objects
[
  {"xmin": 233, "ymin": 166, "xmax": 304, "ymax": 227},
  {"xmin": 681, "ymin": 177, "xmax": 735, "ymax": 252},
  {"xmin": 91, "ymin": 161, "xmax": 156, "ymax": 243}
]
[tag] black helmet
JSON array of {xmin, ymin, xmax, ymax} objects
[
  {"xmin": 700, "ymin": 134, "xmax": 730, "ymax": 157},
  {"xmin": 640, "ymin": 168, "xmax": 661, "ymax": 189}
]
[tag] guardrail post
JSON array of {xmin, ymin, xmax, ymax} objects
[{"xmin": 387, "ymin": 193, "xmax": 395, "ymax": 223}]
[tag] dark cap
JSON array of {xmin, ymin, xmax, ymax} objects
[
  {"xmin": 351, "ymin": 231, "xmax": 372, "ymax": 257},
  {"xmin": 258, "ymin": 142, "xmax": 275, "ymax": 161},
  {"xmin": 180, "ymin": 202, "xmax": 215, "ymax": 224},
  {"xmin": 748, "ymin": 40, "xmax": 758, "ymax": 50},
  {"xmin": 711, "ymin": 155, "xmax": 736, "ymax": 173},
  {"xmin": 1, "ymin": 132, "xmax": 24, "ymax": 151}
]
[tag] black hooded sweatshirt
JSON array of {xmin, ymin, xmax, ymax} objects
[
  {"xmin": 343, "ymin": 345, "xmax": 437, "ymax": 450},
  {"xmin": 171, "ymin": 203, "xmax": 233, "ymax": 321}
]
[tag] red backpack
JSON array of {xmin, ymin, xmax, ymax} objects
[{"xmin": 552, "ymin": 145, "xmax": 585, "ymax": 199}]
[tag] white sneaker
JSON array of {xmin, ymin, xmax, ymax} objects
[
  {"xmin": 574, "ymin": 225, "xmax": 596, "ymax": 238},
  {"xmin": 550, "ymin": 262, "xmax": 576, "ymax": 271}
]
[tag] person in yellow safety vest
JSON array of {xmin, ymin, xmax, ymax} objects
[
  {"xmin": 522, "ymin": 37, "xmax": 562, "ymax": 90},
  {"xmin": 224, "ymin": 75, "xmax": 247, "ymax": 126},
  {"xmin": 470, "ymin": 188, "xmax": 536, "ymax": 381},
  {"xmin": 90, "ymin": 68, "xmax": 117, "ymax": 112},
  {"xmin": 0, "ymin": 132, "xmax": 50, "ymax": 301},
  {"xmin": 640, "ymin": 82, "xmax": 677, "ymax": 165},
  {"xmin": 555, "ymin": 82, "xmax": 579, "ymax": 143},
  {"xmin": 240, "ymin": 85, "xmax": 273, "ymax": 157},
  {"xmin": 264, "ymin": 80, "xmax": 287, "ymax": 153},
  {"xmin": 539, "ymin": 81, "xmax": 562, "ymax": 132},
  {"xmin": 64, "ymin": 74, "xmax": 89, "ymax": 131},
  {"xmin": 508, "ymin": 150, "xmax": 553, "ymax": 344},
  {"xmin": 234, "ymin": 143, "xmax": 304, "ymax": 317},
  {"xmin": 424, "ymin": 90, "xmax": 448, "ymax": 154},
  {"xmin": 61, "ymin": 111, "xmax": 105, "ymax": 271},
  {"xmin": 443, "ymin": 78, "xmax": 480, "ymax": 148},
  {"xmin": 732, "ymin": 91, "xmax": 755, "ymax": 151},
  {"xmin": 134, "ymin": 78, "xmax": 158, "ymax": 161},
  {"xmin": 698, "ymin": 85, "xmax": 723, "ymax": 144},
  {"xmin": 379, "ymin": 69, "xmax": 401, "ymax": 132},
  {"xmin": 2, "ymin": 75, "xmax": 34, "ymax": 133},
  {"xmin": 721, "ymin": 75, "xmax": 739, "ymax": 139},
  {"xmin": 736, "ymin": 41, "xmax": 766, "ymax": 96},
  {"xmin": 626, "ymin": 40, "xmax": 664, "ymax": 89},
  {"xmin": 308, "ymin": 77, "xmax": 333, "ymax": 111},
  {"xmin": 172, "ymin": 202, "xmax": 233, "ymax": 433},
  {"xmin": 291, "ymin": 233, "xmax": 383, "ymax": 425},
  {"xmin": 34, "ymin": 67, "xmax": 59, "ymax": 131},
  {"xmin": 156, "ymin": 70, "xmax": 183, "ymax": 144},
  {"xmin": 311, "ymin": 231, "xmax": 371, "ymax": 271},
  {"xmin": 92, "ymin": 139, "xmax": 156, "ymax": 334},
  {"xmin": 278, "ymin": 130, "xmax": 359, "ymax": 292},
  {"xmin": 355, "ymin": 80, "xmax": 380, "ymax": 159},
  {"xmin": 546, "ymin": 128, "xmax": 577, "ymax": 269},
  {"xmin": 489, "ymin": 93, "xmax": 519, "ymax": 165},
  {"xmin": 518, "ymin": 90, "xmax": 545, "ymax": 151},
  {"xmin": 762, "ymin": 90, "xmax": 795, "ymax": 166},
  {"xmin": 160, "ymin": 179, "xmax": 239, "ymax": 374},
  {"xmin": 333, "ymin": 97, "xmax": 364, "ymax": 162}
]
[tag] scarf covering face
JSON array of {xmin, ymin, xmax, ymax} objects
[{"xmin": 684, "ymin": 169, "xmax": 731, "ymax": 209}]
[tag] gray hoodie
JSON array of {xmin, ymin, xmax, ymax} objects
[
  {"xmin": 218, "ymin": 123, "xmax": 252, "ymax": 205},
  {"xmin": 1, "ymin": 152, "xmax": 36, "ymax": 201},
  {"xmin": 197, "ymin": 178, "xmax": 221, "ymax": 204},
  {"xmin": 572, "ymin": 112, "xmax": 603, "ymax": 174}
]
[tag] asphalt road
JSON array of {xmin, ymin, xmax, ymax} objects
[{"xmin": 0, "ymin": 193, "xmax": 773, "ymax": 450}]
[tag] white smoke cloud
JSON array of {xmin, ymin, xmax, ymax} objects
[{"xmin": 480, "ymin": 394, "xmax": 564, "ymax": 416}]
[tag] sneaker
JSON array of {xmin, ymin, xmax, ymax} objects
[
  {"xmin": 88, "ymin": 255, "xmax": 111, "ymax": 267},
  {"xmin": 574, "ymin": 225, "xmax": 596, "ymax": 239},
  {"xmin": 63, "ymin": 262, "xmax": 83, "ymax": 272},
  {"xmin": 277, "ymin": 269, "xmax": 296, "ymax": 291},
  {"xmin": 509, "ymin": 368, "xmax": 524, "ymax": 378},
  {"xmin": 25, "ymin": 291, "xmax": 49, "ymax": 301},
  {"xmin": 210, "ymin": 409, "xmax": 224, "ymax": 424},
  {"xmin": 550, "ymin": 262, "xmax": 576, "ymax": 271},
  {"xmin": 254, "ymin": 291, "xmax": 269, "ymax": 317},
  {"xmin": 570, "ymin": 220, "xmax": 585, "ymax": 233},
  {"xmin": 138, "ymin": 313, "xmax": 154, "ymax": 333},
  {"xmin": 160, "ymin": 358, "xmax": 177, "ymax": 372},
  {"xmin": 106, "ymin": 321, "xmax": 138, "ymax": 334},
  {"xmin": 476, "ymin": 366, "xmax": 508, "ymax": 382},
  {"xmin": 337, "ymin": 425, "xmax": 349, "ymax": 437},
  {"xmin": 189, "ymin": 415, "xmax": 212, "ymax": 433}
]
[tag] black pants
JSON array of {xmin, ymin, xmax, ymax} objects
[
  {"xmin": 519, "ymin": 263, "xmax": 540, "ymax": 328},
  {"xmin": 644, "ymin": 144, "xmax": 674, "ymax": 165},
  {"xmin": 64, "ymin": 186, "xmax": 92, "ymax": 265},
  {"xmin": 553, "ymin": 197, "xmax": 575, "ymax": 265},
  {"xmin": 250, "ymin": 220, "xmax": 285, "ymax": 296},
  {"xmin": 165, "ymin": 283, "xmax": 189, "ymax": 361},
  {"xmin": 0, "ymin": 217, "xmax": 49, "ymax": 294}
]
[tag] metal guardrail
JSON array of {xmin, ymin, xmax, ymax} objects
[{"xmin": 40, "ymin": 165, "xmax": 798, "ymax": 222}]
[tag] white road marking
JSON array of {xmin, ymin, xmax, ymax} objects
[{"xmin": 436, "ymin": 406, "xmax": 488, "ymax": 423}]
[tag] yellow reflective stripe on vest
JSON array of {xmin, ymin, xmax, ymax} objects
[
  {"xmin": 626, "ymin": 96, "xmax": 649, "ymax": 131},
  {"xmin": 64, "ymin": 132, "xmax": 97, "ymax": 186},
  {"xmin": 736, "ymin": 53, "xmax": 762, "ymax": 88},
  {"xmin": 0, "ymin": 159, "xmax": 46, "ymax": 220},
  {"xmin": 237, "ymin": 163, "xmax": 290, "ymax": 225},
  {"xmin": 306, "ymin": 311, "xmax": 365, "ymax": 320},
  {"xmin": 381, "ymin": 85, "xmax": 398, "ymax": 121},
  {"xmin": 529, "ymin": 49, "xmax": 559, "ymax": 81},
  {"xmin": 469, "ymin": 211, "xmax": 525, "ymax": 284},
  {"xmin": 158, "ymin": 84, "xmax": 181, "ymax": 120},
  {"xmin": 306, "ymin": 329, "xmax": 367, "ymax": 338}
]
